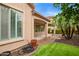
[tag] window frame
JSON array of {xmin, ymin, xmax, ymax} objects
[{"xmin": 0, "ymin": 6, "xmax": 1, "ymax": 41}]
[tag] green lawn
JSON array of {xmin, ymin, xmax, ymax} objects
[{"xmin": 33, "ymin": 43, "xmax": 79, "ymax": 56}]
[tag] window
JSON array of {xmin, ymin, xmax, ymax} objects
[
  {"xmin": 35, "ymin": 25, "xmax": 45, "ymax": 32},
  {"xmin": 0, "ymin": 5, "xmax": 22, "ymax": 41},
  {"xmin": 11, "ymin": 10, "xmax": 16, "ymax": 38},
  {"xmin": 0, "ymin": 5, "xmax": 9, "ymax": 41},
  {"xmin": 17, "ymin": 12, "xmax": 22, "ymax": 37}
]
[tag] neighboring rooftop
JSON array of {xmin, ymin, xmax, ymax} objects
[{"xmin": 46, "ymin": 16, "xmax": 53, "ymax": 19}]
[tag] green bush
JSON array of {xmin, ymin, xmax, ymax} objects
[{"xmin": 56, "ymin": 30, "xmax": 62, "ymax": 34}]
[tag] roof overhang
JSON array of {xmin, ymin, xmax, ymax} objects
[
  {"xmin": 33, "ymin": 11, "xmax": 50, "ymax": 22},
  {"xmin": 27, "ymin": 3, "xmax": 35, "ymax": 10}
]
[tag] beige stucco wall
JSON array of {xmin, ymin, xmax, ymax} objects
[
  {"xmin": 45, "ymin": 22, "xmax": 48, "ymax": 37},
  {"xmin": 0, "ymin": 3, "xmax": 33, "ymax": 53}
]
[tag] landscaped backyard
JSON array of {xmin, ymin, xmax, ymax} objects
[
  {"xmin": 0, "ymin": 3, "xmax": 79, "ymax": 56},
  {"xmin": 33, "ymin": 42, "xmax": 79, "ymax": 56}
]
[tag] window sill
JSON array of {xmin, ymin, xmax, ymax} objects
[{"xmin": 0, "ymin": 38, "xmax": 24, "ymax": 46}]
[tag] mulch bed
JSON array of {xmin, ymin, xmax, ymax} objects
[
  {"xmin": 0, "ymin": 44, "xmax": 38, "ymax": 56},
  {"xmin": 55, "ymin": 39, "xmax": 79, "ymax": 46}
]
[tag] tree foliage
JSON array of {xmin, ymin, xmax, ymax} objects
[{"xmin": 53, "ymin": 3, "xmax": 79, "ymax": 40}]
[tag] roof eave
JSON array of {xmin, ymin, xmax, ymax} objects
[
  {"xmin": 33, "ymin": 11, "xmax": 50, "ymax": 22},
  {"xmin": 27, "ymin": 3, "xmax": 35, "ymax": 10}
]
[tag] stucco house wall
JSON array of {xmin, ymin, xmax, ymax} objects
[{"xmin": 0, "ymin": 3, "xmax": 33, "ymax": 53}]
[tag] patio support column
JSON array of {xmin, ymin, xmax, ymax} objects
[
  {"xmin": 32, "ymin": 16, "xmax": 34, "ymax": 40},
  {"xmin": 44, "ymin": 22, "xmax": 48, "ymax": 37},
  {"xmin": 54, "ymin": 29, "xmax": 56, "ymax": 34},
  {"xmin": 54, "ymin": 26, "xmax": 56, "ymax": 34}
]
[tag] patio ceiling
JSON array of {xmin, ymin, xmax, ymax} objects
[{"xmin": 34, "ymin": 19, "xmax": 46, "ymax": 25}]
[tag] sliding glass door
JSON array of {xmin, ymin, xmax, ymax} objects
[
  {"xmin": 10, "ymin": 10, "xmax": 22, "ymax": 38},
  {"xmin": 0, "ymin": 5, "xmax": 9, "ymax": 40},
  {"xmin": 0, "ymin": 4, "xmax": 22, "ymax": 41},
  {"xmin": 17, "ymin": 12, "xmax": 22, "ymax": 37},
  {"xmin": 11, "ymin": 10, "xmax": 16, "ymax": 38}
]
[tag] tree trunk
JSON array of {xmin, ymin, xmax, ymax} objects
[
  {"xmin": 60, "ymin": 26, "xmax": 65, "ymax": 36},
  {"xmin": 60, "ymin": 26, "xmax": 69, "ymax": 39},
  {"xmin": 77, "ymin": 25, "xmax": 79, "ymax": 34},
  {"xmin": 60, "ymin": 25, "xmax": 74, "ymax": 40},
  {"xmin": 70, "ymin": 27, "xmax": 74, "ymax": 39},
  {"xmin": 68, "ymin": 25, "xmax": 71, "ymax": 39},
  {"xmin": 65, "ymin": 26, "xmax": 70, "ymax": 40}
]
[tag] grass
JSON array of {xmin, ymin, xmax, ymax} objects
[{"xmin": 33, "ymin": 43, "xmax": 79, "ymax": 56}]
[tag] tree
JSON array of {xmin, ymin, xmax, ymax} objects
[{"xmin": 53, "ymin": 3, "xmax": 79, "ymax": 40}]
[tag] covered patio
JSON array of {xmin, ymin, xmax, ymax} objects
[
  {"xmin": 33, "ymin": 11, "xmax": 49, "ymax": 40},
  {"xmin": 34, "ymin": 19, "xmax": 46, "ymax": 39}
]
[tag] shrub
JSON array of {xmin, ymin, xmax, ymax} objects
[{"xmin": 56, "ymin": 30, "xmax": 62, "ymax": 34}]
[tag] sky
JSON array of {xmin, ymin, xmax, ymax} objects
[{"xmin": 34, "ymin": 3, "xmax": 61, "ymax": 17}]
